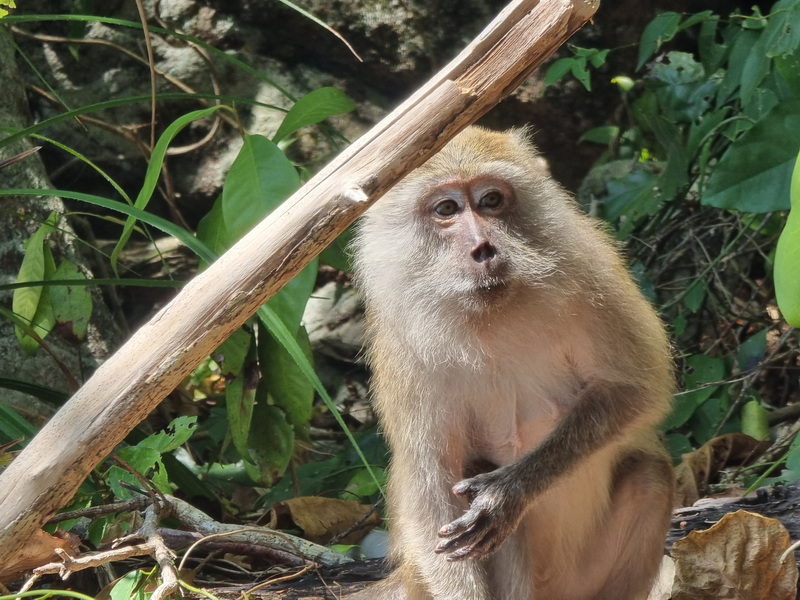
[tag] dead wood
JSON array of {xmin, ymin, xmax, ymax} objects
[{"xmin": 668, "ymin": 482, "xmax": 800, "ymax": 549}]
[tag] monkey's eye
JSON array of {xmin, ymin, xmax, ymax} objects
[
  {"xmin": 434, "ymin": 199, "xmax": 459, "ymax": 217},
  {"xmin": 479, "ymin": 191, "xmax": 503, "ymax": 209}
]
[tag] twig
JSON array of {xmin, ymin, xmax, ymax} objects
[
  {"xmin": 46, "ymin": 497, "xmax": 152, "ymax": 524},
  {"xmin": 32, "ymin": 544, "xmax": 154, "ymax": 578},
  {"xmin": 139, "ymin": 503, "xmax": 180, "ymax": 600},
  {"xmin": 165, "ymin": 494, "xmax": 349, "ymax": 567},
  {"xmin": 239, "ymin": 562, "xmax": 315, "ymax": 599}
]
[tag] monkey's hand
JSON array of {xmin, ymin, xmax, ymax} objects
[{"xmin": 434, "ymin": 469, "xmax": 527, "ymax": 561}]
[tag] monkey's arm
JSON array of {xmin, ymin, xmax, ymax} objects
[{"xmin": 435, "ymin": 380, "xmax": 657, "ymax": 560}]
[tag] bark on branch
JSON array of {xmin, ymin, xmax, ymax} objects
[{"xmin": 0, "ymin": 0, "xmax": 600, "ymax": 558}]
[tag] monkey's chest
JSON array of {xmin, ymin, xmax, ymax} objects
[{"xmin": 466, "ymin": 380, "xmax": 565, "ymax": 466}]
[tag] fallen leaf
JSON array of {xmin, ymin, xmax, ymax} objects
[
  {"xmin": 0, "ymin": 529, "xmax": 80, "ymax": 583},
  {"xmin": 675, "ymin": 433, "xmax": 771, "ymax": 506},
  {"xmin": 671, "ymin": 510, "xmax": 798, "ymax": 600},
  {"xmin": 269, "ymin": 496, "xmax": 379, "ymax": 545}
]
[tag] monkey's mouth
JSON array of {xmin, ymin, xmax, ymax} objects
[{"xmin": 474, "ymin": 277, "xmax": 508, "ymax": 294}]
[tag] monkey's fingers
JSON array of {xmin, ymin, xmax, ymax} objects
[
  {"xmin": 452, "ymin": 475, "xmax": 490, "ymax": 503},
  {"xmin": 435, "ymin": 511, "xmax": 499, "ymax": 560}
]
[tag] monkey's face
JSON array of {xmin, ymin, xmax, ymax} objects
[
  {"xmin": 354, "ymin": 127, "xmax": 565, "ymax": 325},
  {"xmin": 417, "ymin": 176, "xmax": 515, "ymax": 300}
]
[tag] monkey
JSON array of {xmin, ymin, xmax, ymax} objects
[{"xmin": 349, "ymin": 126, "xmax": 674, "ymax": 600}]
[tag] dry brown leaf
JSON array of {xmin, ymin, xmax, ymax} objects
[
  {"xmin": 671, "ymin": 509, "xmax": 798, "ymax": 600},
  {"xmin": 675, "ymin": 433, "xmax": 772, "ymax": 506},
  {"xmin": 0, "ymin": 528, "xmax": 80, "ymax": 583},
  {"xmin": 269, "ymin": 496, "xmax": 380, "ymax": 545}
]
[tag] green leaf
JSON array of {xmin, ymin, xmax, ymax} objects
[
  {"xmin": 0, "ymin": 403, "xmax": 37, "ymax": 444},
  {"xmin": 686, "ymin": 107, "xmax": 728, "ymax": 159},
  {"xmin": 0, "ymin": 378, "xmax": 69, "ymax": 404},
  {"xmin": 663, "ymin": 432, "xmax": 693, "ymax": 461},
  {"xmin": 648, "ymin": 52, "xmax": 715, "ymax": 124},
  {"xmin": 588, "ymin": 48, "xmax": 609, "ymax": 68},
  {"xmin": 0, "ymin": 1, "xmax": 16, "ymax": 19},
  {"xmin": 111, "ymin": 104, "xmax": 231, "ymax": 274},
  {"xmin": 196, "ymin": 194, "xmax": 229, "ymax": 258},
  {"xmin": 761, "ymin": 0, "xmax": 800, "ymax": 58},
  {"xmin": 116, "ymin": 445, "xmax": 162, "ymax": 476},
  {"xmin": 12, "ymin": 213, "xmax": 58, "ymax": 354},
  {"xmin": 570, "ymin": 57, "xmax": 591, "ymax": 91},
  {"xmin": 219, "ymin": 329, "xmax": 257, "ymax": 457},
  {"xmin": 638, "ymin": 12, "xmax": 681, "ymax": 70},
  {"xmin": 226, "ymin": 372, "xmax": 257, "ymax": 458},
  {"xmin": 138, "ymin": 416, "xmax": 198, "ymax": 453},
  {"xmin": 678, "ymin": 10, "xmax": 713, "ymax": 31},
  {"xmin": 785, "ymin": 431, "xmax": 800, "ymax": 473},
  {"xmin": 258, "ymin": 324, "xmax": 314, "ymax": 438},
  {"xmin": 684, "ymin": 354, "xmax": 726, "ymax": 389},
  {"xmin": 775, "ymin": 150, "xmax": 800, "ymax": 325},
  {"xmin": 603, "ymin": 169, "xmax": 663, "ymax": 238},
  {"xmin": 717, "ymin": 29, "xmax": 759, "ymax": 105},
  {"xmin": 109, "ymin": 570, "xmax": 147, "ymax": 600},
  {"xmin": 682, "ymin": 279, "xmax": 706, "ymax": 313},
  {"xmin": 345, "ymin": 466, "xmax": 386, "ymax": 498},
  {"xmin": 698, "ymin": 16, "xmax": 725, "ymax": 73},
  {"xmin": 775, "ymin": 52, "xmax": 800, "ymax": 94},
  {"xmin": 741, "ymin": 399, "xmax": 769, "ymax": 441},
  {"xmin": 544, "ymin": 57, "xmax": 574, "ymax": 86},
  {"xmin": 739, "ymin": 34, "xmax": 771, "ymax": 104},
  {"xmin": 247, "ymin": 402, "xmax": 294, "ymax": 484},
  {"xmin": 221, "ymin": 134, "xmax": 301, "ymax": 243},
  {"xmin": 737, "ymin": 328, "xmax": 768, "ymax": 372},
  {"xmin": 646, "ymin": 115, "xmax": 689, "ymax": 198},
  {"xmin": 319, "ymin": 227, "xmax": 354, "ymax": 272},
  {"xmin": 215, "ymin": 133, "xmax": 314, "ymax": 333},
  {"xmin": 703, "ymin": 100, "xmax": 800, "ymax": 212},
  {"xmin": 663, "ymin": 354, "xmax": 726, "ymax": 430},
  {"xmin": 690, "ymin": 396, "xmax": 729, "ymax": 444},
  {"xmin": 273, "ymin": 87, "xmax": 355, "ymax": 144},
  {"xmin": 0, "ymin": 188, "xmax": 218, "ymax": 265},
  {"xmin": 579, "ymin": 126, "xmax": 619, "ymax": 145},
  {"xmin": 217, "ymin": 328, "xmax": 252, "ymax": 376},
  {"xmin": 50, "ymin": 260, "xmax": 93, "ymax": 342}
]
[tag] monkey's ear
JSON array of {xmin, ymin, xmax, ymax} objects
[
  {"xmin": 506, "ymin": 126, "xmax": 550, "ymax": 174},
  {"xmin": 507, "ymin": 126, "xmax": 538, "ymax": 154}
]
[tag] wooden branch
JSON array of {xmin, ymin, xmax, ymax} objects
[{"xmin": 0, "ymin": 0, "xmax": 599, "ymax": 558}]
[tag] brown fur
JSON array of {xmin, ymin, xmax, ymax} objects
[{"xmin": 350, "ymin": 127, "xmax": 674, "ymax": 599}]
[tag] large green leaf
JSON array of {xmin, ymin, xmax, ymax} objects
[
  {"xmin": 637, "ymin": 11, "xmax": 681, "ymax": 70},
  {"xmin": 775, "ymin": 150, "xmax": 800, "ymax": 325},
  {"xmin": 12, "ymin": 213, "xmax": 58, "ymax": 353},
  {"xmin": 247, "ymin": 401, "xmax": 294, "ymax": 484},
  {"xmin": 703, "ymin": 99, "xmax": 800, "ymax": 212},
  {"xmin": 221, "ymin": 134, "xmax": 300, "ymax": 241},
  {"xmin": 258, "ymin": 323, "xmax": 314, "ymax": 438},
  {"xmin": 220, "ymin": 134, "xmax": 315, "ymax": 334}
]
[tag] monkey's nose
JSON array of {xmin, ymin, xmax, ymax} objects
[{"xmin": 471, "ymin": 241, "xmax": 497, "ymax": 263}]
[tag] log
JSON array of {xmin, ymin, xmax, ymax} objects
[{"xmin": 0, "ymin": 0, "xmax": 600, "ymax": 558}]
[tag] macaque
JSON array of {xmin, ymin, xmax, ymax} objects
[{"xmin": 350, "ymin": 126, "xmax": 674, "ymax": 600}]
